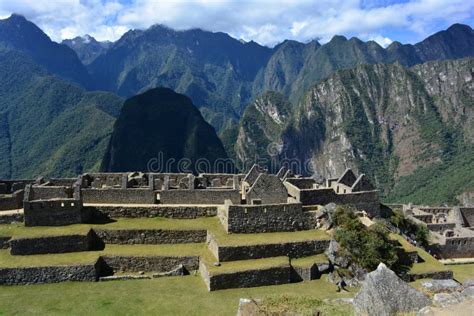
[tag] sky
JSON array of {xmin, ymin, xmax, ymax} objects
[{"xmin": 0, "ymin": 0, "xmax": 472, "ymax": 47}]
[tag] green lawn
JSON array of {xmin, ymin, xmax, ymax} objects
[{"xmin": 0, "ymin": 275, "xmax": 355, "ymax": 315}]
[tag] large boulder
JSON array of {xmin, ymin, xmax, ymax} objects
[{"xmin": 353, "ymin": 263, "xmax": 430, "ymax": 315}]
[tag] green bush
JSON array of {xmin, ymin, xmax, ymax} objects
[{"xmin": 333, "ymin": 206, "xmax": 398, "ymax": 270}]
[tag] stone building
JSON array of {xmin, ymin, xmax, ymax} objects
[{"xmin": 403, "ymin": 205, "xmax": 474, "ymax": 258}]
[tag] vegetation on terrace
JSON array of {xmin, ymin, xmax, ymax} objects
[{"xmin": 333, "ymin": 206, "xmax": 399, "ymax": 271}]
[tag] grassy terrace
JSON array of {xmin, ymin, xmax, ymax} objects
[
  {"xmin": 390, "ymin": 234, "xmax": 450, "ymax": 274},
  {"xmin": 447, "ymin": 263, "xmax": 474, "ymax": 283},
  {"xmin": 202, "ymin": 252, "xmax": 289, "ymax": 274},
  {"xmin": 0, "ymin": 276, "xmax": 355, "ymax": 315},
  {"xmin": 0, "ymin": 216, "xmax": 330, "ymax": 246},
  {"xmin": 0, "ymin": 244, "xmax": 207, "ymax": 268},
  {"xmin": 211, "ymin": 228, "xmax": 330, "ymax": 246},
  {"xmin": 0, "ymin": 217, "xmax": 217, "ymax": 238},
  {"xmin": 290, "ymin": 254, "xmax": 328, "ymax": 268}
]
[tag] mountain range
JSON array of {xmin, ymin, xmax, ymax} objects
[{"xmin": 0, "ymin": 13, "xmax": 472, "ymax": 204}]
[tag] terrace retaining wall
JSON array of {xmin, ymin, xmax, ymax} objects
[
  {"xmin": 9, "ymin": 230, "xmax": 103, "ymax": 255},
  {"xmin": 93, "ymin": 229, "xmax": 207, "ymax": 244},
  {"xmin": 102, "ymin": 255, "xmax": 199, "ymax": 272},
  {"xmin": 199, "ymin": 261, "xmax": 291, "ymax": 291},
  {"xmin": 0, "ymin": 259, "xmax": 105, "ymax": 285},
  {"xmin": 208, "ymin": 233, "xmax": 330, "ymax": 261},
  {"xmin": 84, "ymin": 205, "xmax": 217, "ymax": 219}
]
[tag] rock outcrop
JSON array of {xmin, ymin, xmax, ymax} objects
[{"xmin": 353, "ymin": 263, "xmax": 430, "ymax": 315}]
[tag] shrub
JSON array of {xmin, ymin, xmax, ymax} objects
[{"xmin": 333, "ymin": 206, "xmax": 398, "ymax": 270}]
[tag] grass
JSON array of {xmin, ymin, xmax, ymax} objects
[
  {"xmin": 257, "ymin": 294, "xmax": 353, "ymax": 315},
  {"xmin": 202, "ymin": 253, "xmax": 289, "ymax": 275},
  {"xmin": 0, "ymin": 217, "xmax": 217, "ymax": 238},
  {"xmin": 212, "ymin": 228, "xmax": 330, "ymax": 246},
  {"xmin": 0, "ymin": 275, "xmax": 356, "ymax": 315},
  {"xmin": 391, "ymin": 234, "xmax": 450, "ymax": 274},
  {"xmin": 291, "ymin": 254, "xmax": 328, "ymax": 268},
  {"xmin": 447, "ymin": 263, "xmax": 474, "ymax": 283},
  {"xmin": 0, "ymin": 244, "xmax": 207, "ymax": 268}
]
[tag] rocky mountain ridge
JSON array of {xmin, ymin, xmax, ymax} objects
[{"xmin": 234, "ymin": 58, "xmax": 473, "ymax": 203}]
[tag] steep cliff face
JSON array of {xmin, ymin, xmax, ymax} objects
[
  {"xmin": 101, "ymin": 88, "xmax": 229, "ymax": 173},
  {"xmin": 296, "ymin": 58, "xmax": 473, "ymax": 197},
  {"xmin": 236, "ymin": 58, "xmax": 473, "ymax": 202},
  {"xmin": 234, "ymin": 92, "xmax": 292, "ymax": 171}
]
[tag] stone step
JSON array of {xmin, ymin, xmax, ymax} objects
[
  {"xmin": 199, "ymin": 255, "xmax": 292, "ymax": 291},
  {"xmin": 207, "ymin": 230, "xmax": 330, "ymax": 262}
]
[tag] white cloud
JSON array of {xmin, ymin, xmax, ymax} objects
[{"xmin": 0, "ymin": 0, "xmax": 472, "ymax": 46}]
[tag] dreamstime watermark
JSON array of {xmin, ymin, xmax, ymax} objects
[{"xmin": 146, "ymin": 142, "xmax": 316, "ymax": 174}]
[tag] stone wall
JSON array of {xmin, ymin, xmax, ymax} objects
[
  {"xmin": 219, "ymin": 202, "xmax": 306, "ymax": 233},
  {"xmin": 0, "ymin": 259, "xmax": 104, "ymax": 285},
  {"xmin": 86, "ymin": 173, "xmax": 125, "ymax": 189},
  {"xmin": 286, "ymin": 184, "xmax": 380, "ymax": 218},
  {"xmin": 427, "ymin": 223, "xmax": 456, "ymax": 233},
  {"xmin": 433, "ymin": 237, "xmax": 474, "ymax": 258},
  {"xmin": 24, "ymin": 199, "xmax": 82, "ymax": 226},
  {"xmin": 102, "ymin": 255, "xmax": 199, "ymax": 272},
  {"xmin": 0, "ymin": 211, "xmax": 23, "ymax": 224},
  {"xmin": 245, "ymin": 174, "xmax": 288, "ymax": 204},
  {"xmin": 208, "ymin": 233, "xmax": 330, "ymax": 261},
  {"xmin": 31, "ymin": 186, "xmax": 71, "ymax": 200},
  {"xmin": 285, "ymin": 178, "xmax": 316, "ymax": 189},
  {"xmin": 94, "ymin": 228, "xmax": 206, "ymax": 244},
  {"xmin": 291, "ymin": 265, "xmax": 322, "ymax": 282},
  {"xmin": 460, "ymin": 207, "xmax": 474, "ymax": 227},
  {"xmin": 84, "ymin": 204, "xmax": 217, "ymax": 219},
  {"xmin": 159, "ymin": 189, "xmax": 240, "ymax": 205},
  {"xmin": 48, "ymin": 178, "xmax": 78, "ymax": 186},
  {"xmin": 0, "ymin": 193, "xmax": 22, "ymax": 211},
  {"xmin": 0, "ymin": 236, "xmax": 10, "ymax": 249},
  {"xmin": 9, "ymin": 230, "xmax": 102, "ymax": 255},
  {"xmin": 409, "ymin": 270, "xmax": 453, "ymax": 281},
  {"xmin": 199, "ymin": 260, "xmax": 291, "ymax": 291},
  {"xmin": 0, "ymin": 180, "xmax": 34, "ymax": 194},
  {"xmin": 82, "ymin": 188, "xmax": 156, "ymax": 204}
]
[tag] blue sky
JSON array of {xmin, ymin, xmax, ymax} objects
[{"xmin": 0, "ymin": 0, "xmax": 472, "ymax": 47}]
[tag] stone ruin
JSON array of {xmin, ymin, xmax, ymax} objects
[
  {"xmin": 402, "ymin": 204, "xmax": 474, "ymax": 258},
  {"xmin": 0, "ymin": 165, "xmax": 385, "ymax": 289}
]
